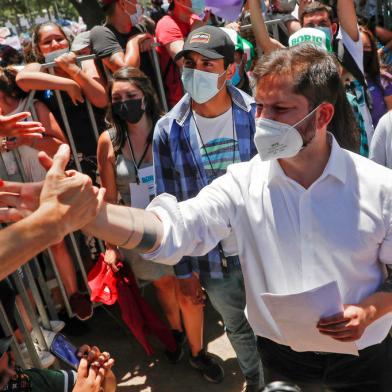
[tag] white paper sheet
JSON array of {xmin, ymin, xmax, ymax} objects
[{"xmin": 260, "ymin": 281, "xmax": 359, "ymax": 356}]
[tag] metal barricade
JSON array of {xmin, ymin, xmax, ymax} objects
[
  {"xmin": 150, "ymin": 43, "xmax": 169, "ymax": 112},
  {"xmin": 240, "ymin": 17, "xmax": 289, "ymax": 52}
]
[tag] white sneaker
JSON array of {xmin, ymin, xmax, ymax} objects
[
  {"xmin": 49, "ymin": 320, "xmax": 65, "ymax": 333},
  {"xmin": 20, "ymin": 343, "xmax": 56, "ymax": 369},
  {"xmin": 31, "ymin": 328, "xmax": 57, "ymax": 348},
  {"xmin": 37, "ymin": 319, "xmax": 65, "ymax": 333}
]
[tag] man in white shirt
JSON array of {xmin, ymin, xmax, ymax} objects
[{"xmin": 4, "ymin": 45, "xmax": 392, "ymax": 391}]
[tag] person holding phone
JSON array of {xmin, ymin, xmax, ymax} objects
[{"xmin": 0, "ymin": 336, "xmax": 116, "ymax": 392}]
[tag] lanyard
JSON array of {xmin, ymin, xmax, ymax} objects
[
  {"xmin": 192, "ymin": 106, "xmax": 236, "ymax": 182},
  {"xmin": 192, "ymin": 107, "xmax": 236, "ymax": 270},
  {"xmin": 125, "ymin": 131, "xmax": 151, "ymax": 185}
]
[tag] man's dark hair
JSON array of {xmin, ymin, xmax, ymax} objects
[
  {"xmin": 102, "ymin": 1, "xmax": 117, "ymax": 16},
  {"xmin": 253, "ymin": 45, "xmax": 359, "ymax": 152},
  {"xmin": 300, "ymin": 1, "xmax": 335, "ymax": 26}
]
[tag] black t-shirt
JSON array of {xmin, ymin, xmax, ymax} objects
[
  {"xmin": 89, "ymin": 24, "xmax": 157, "ymax": 89},
  {"xmin": 36, "ymin": 90, "xmax": 105, "ymax": 158}
]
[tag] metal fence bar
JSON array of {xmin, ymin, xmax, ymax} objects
[
  {"xmin": 48, "ymin": 67, "xmax": 83, "ymax": 173},
  {"xmin": 46, "ymin": 248, "xmax": 74, "ymax": 318},
  {"xmin": 150, "ymin": 43, "xmax": 169, "ymax": 113},
  {"xmin": 11, "ymin": 271, "xmax": 49, "ymax": 352},
  {"xmin": 241, "ymin": 18, "xmax": 289, "ymax": 43},
  {"xmin": 68, "ymin": 233, "xmax": 91, "ymax": 294},
  {"xmin": 32, "ymin": 258, "xmax": 59, "ymax": 321},
  {"xmin": 13, "ymin": 301, "xmax": 42, "ymax": 369},
  {"xmin": 22, "ymin": 264, "xmax": 51, "ymax": 331},
  {"xmin": 0, "ymin": 301, "xmax": 26, "ymax": 368}
]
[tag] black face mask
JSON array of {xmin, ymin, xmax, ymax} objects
[
  {"xmin": 112, "ymin": 98, "xmax": 145, "ymax": 124},
  {"xmin": 363, "ymin": 51, "xmax": 373, "ymax": 73}
]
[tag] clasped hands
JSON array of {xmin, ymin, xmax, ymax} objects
[{"xmin": 0, "ymin": 144, "xmax": 105, "ymax": 241}]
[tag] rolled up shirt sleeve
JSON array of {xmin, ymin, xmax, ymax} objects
[{"xmin": 143, "ymin": 170, "xmax": 239, "ymax": 264}]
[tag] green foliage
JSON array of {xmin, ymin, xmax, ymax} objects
[{"xmin": 0, "ymin": 0, "xmax": 78, "ymax": 29}]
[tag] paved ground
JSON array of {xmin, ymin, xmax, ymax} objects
[{"xmin": 70, "ymin": 285, "xmax": 245, "ymax": 392}]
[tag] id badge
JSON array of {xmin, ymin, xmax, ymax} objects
[{"xmin": 130, "ymin": 165, "xmax": 155, "ymax": 209}]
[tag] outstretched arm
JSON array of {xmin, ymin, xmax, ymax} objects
[
  {"xmin": 249, "ymin": 0, "xmax": 285, "ymax": 54},
  {"xmin": 0, "ymin": 145, "xmax": 104, "ymax": 280},
  {"xmin": 337, "ymin": 0, "xmax": 360, "ymax": 42}
]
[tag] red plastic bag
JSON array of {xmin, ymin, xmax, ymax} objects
[{"xmin": 87, "ymin": 254, "xmax": 118, "ymax": 305}]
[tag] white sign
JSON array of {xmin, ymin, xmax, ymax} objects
[{"xmin": 130, "ymin": 165, "xmax": 155, "ymax": 209}]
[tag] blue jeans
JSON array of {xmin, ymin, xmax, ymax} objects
[{"xmin": 201, "ymin": 257, "xmax": 263, "ymax": 387}]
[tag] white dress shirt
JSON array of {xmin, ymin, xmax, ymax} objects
[{"xmin": 145, "ymin": 136, "xmax": 392, "ymax": 351}]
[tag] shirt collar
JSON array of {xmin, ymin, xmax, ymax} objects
[
  {"xmin": 167, "ymin": 85, "xmax": 254, "ymax": 127},
  {"xmin": 267, "ymin": 134, "xmax": 347, "ymax": 185}
]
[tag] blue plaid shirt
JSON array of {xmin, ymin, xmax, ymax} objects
[{"xmin": 153, "ymin": 86, "xmax": 257, "ymax": 279}]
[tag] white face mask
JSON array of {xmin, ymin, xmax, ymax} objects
[
  {"xmin": 181, "ymin": 67, "xmax": 226, "ymax": 104},
  {"xmin": 254, "ymin": 105, "xmax": 320, "ymax": 161},
  {"xmin": 44, "ymin": 47, "xmax": 69, "ymax": 63},
  {"xmin": 125, "ymin": 0, "xmax": 142, "ymax": 25}
]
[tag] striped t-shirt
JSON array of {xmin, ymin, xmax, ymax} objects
[{"xmin": 193, "ymin": 107, "xmax": 240, "ymax": 181}]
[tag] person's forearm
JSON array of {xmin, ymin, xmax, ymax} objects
[
  {"xmin": 31, "ymin": 136, "xmax": 64, "ymax": 157},
  {"xmin": 67, "ymin": 67, "xmax": 108, "ymax": 108},
  {"xmin": 337, "ymin": 0, "xmax": 359, "ymax": 41},
  {"xmin": 249, "ymin": 0, "xmax": 283, "ymax": 54},
  {"xmin": 0, "ymin": 205, "xmax": 64, "ymax": 280},
  {"xmin": 359, "ymin": 292, "xmax": 392, "ymax": 326},
  {"xmin": 16, "ymin": 72, "xmax": 76, "ymax": 93},
  {"xmin": 124, "ymin": 39, "xmax": 141, "ymax": 68},
  {"xmin": 83, "ymin": 202, "xmax": 163, "ymax": 253}
]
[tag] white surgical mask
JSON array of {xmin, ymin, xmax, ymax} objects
[
  {"xmin": 125, "ymin": 0, "xmax": 143, "ymax": 25},
  {"xmin": 254, "ymin": 105, "xmax": 320, "ymax": 161},
  {"xmin": 44, "ymin": 47, "xmax": 69, "ymax": 63},
  {"xmin": 181, "ymin": 67, "xmax": 226, "ymax": 104}
]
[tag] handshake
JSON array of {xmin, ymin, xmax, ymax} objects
[{"xmin": 0, "ymin": 143, "xmax": 105, "ymax": 237}]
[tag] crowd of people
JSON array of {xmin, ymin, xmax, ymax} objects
[{"xmin": 1, "ymin": 0, "xmax": 392, "ymax": 391}]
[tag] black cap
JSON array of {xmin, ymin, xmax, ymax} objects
[
  {"xmin": 0, "ymin": 336, "xmax": 12, "ymax": 357},
  {"xmin": 174, "ymin": 25, "xmax": 235, "ymax": 64}
]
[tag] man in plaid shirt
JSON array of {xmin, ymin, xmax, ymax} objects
[{"xmin": 153, "ymin": 26, "xmax": 262, "ymax": 392}]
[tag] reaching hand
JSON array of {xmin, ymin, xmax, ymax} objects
[
  {"xmin": 1, "ymin": 134, "xmax": 41, "ymax": 152},
  {"xmin": 103, "ymin": 247, "xmax": 122, "ymax": 273},
  {"xmin": 0, "ymin": 110, "xmax": 45, "ymax": 139},
  {"xmin": 55, "ymin": 52, "xmax": 79, "ymax": 74},
  {"xmin": 0, "ymin": 181, "xmax": 43, "ymax": 222},
  {"xmin": 38, "ymin": 144, "xmax": 105, "ymax": 237}
]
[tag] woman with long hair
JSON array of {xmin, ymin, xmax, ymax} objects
[
  {"xmin": 360, "ymin": 24, "xmax": 392, "ymax": 128},
  {"xmin": 16, "ymin": 22, "xmax": 107, "ymax": 182},
  {"xmin": 97, "ymin": 67, "xmax": 204, "ymax": 362}
]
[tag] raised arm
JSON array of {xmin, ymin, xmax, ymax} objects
[
  {"xmin": 249, "ymin": 0, "xmax": 285, "ymax": 54},
  {"xmin": 16, "ymin": 63, "xmax": 84, "ymax": 105},
  {"xmin": 55, "ymin": 54, "xmax": 108, "ymax": 108},
  {"xmin": 337, "ymin": 0, "xmax": 360, "ymax": 42},
  {"xmin": 103, "ymin": 33, "xmax": 153, "ymax": 73}
]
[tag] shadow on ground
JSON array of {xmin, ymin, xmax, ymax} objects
[{"xmin": 70, "ymin": 285, "xmax": 244, "ymax": 392}]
